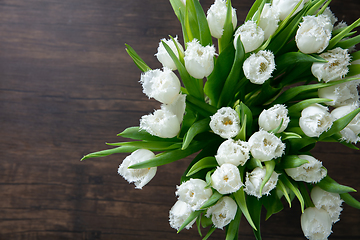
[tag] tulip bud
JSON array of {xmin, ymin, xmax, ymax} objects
[
  {"xmin": 248, "ymin": 130, "xmax": 285, "ymax": 162},
  {"xmin": 299, "ymin": 104, "xmax": 333, "ymax": 138},
  {"xmin": 311, "ymin": 47, "xmax": 351, "ymax": 83},
  {"xmin": 259, "ymin": 4, "xmax": 280, "ymax": 40},
  {"xmin": 233, "ymin": 20, "xmax": 264, "ymax": 53},
  {"xmin": 215, "ymin": 139, "xmax": 250, "ymax": 166},
  {"xmin": 258, "ymin": 104, "xmax": 289, "ymax": 133},
  {"xmin": 301, "ymin": 207, "xmax": 332, "ymax": 240},
  {"xmin": 155, "ymin": 36, "xmax": 184, "ymax": 70},
  {"xmin": 330, "ymin": 103, "xmax": 360, "ymax": 144},
  {"xmin": 205, "ymin": 196, "xmax": 237, "ymax": 229},
  {"xmin": 176, "ymin": 178, "xmax": 213, "ymax": 211},
  {"xmin": 140, "ymin": 67, "xmax": 181, "ymax": 105},
  {"xmin": 295, "ymin": 15, "xmax": 332, "ymax": 54},
  {"xmin": 243, "ymin": 50, "xmax": 276, "ymax": 85},
  {"xmin": 311, "ymin": 186, "xmax": 343, "ymax": 224},
  {"xmin": 206, "ymin": 0, "xmax": 237, "ymax": 39},
  {"xmin": 118, "ymin": 149, "xmax": 157, "ymax": 189},
  {"xmin": 209, "ymin": 107, "xmax": 240, "ymax": 139},
  {"xmin": 272, "ymin": 0, "xmax": 304, "ymax": 21},
  {"xmin": 211, "ymin": 163, "xmax": 243, "ymax": 194},
  {"xmin": 184, "ymin": 39, "xmax": 216, "ymax": 79},
  {"xmin": 169, "ymin": 200, "xmax": 196, "ymax": 230},
  {"xmin": 285, "ymin": 155, "xmax": 327, "ymax": 183},
  {"xmin": 318, "ymin": 80, "xmax": 360, "ymax": 107},
  {"xmin": 244, "ymin": 167, "xmax": 279, "ymax": 198}
]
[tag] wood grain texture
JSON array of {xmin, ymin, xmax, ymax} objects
[{"xmin": 0, "ymin": 0, "xmax": 359, "ymax": 239}]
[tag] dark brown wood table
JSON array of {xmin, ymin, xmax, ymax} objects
[{"xmin": 1, "ymin": 0, "xmax": 359, "ymax": 239}]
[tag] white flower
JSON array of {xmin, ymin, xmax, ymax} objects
[
  {"xmin": 243, "ymin": 50, "xmax": 275, "ymax": 84},
  {"xmin": 155, "ymin": 36, "xmax": 184, "ymax": 70},
  {"xmin": 162, "ymin": 94, "xmax": 187, "ymax": 123},
  {"xmin": 311, "ymin": 48, "xmax": 351, "ymax": 82},
  {"xmin": 169, "ymin": 200, "xmax": 196, "ymax": 230},
  {"xmin": 311, "ymin": 186, "xmax": 343, "ymax": 224},
  {"xmin": 272, "ymin": 0, "xmax": 304, "ymax": 21},
  {"xmin": 299, "ymin": 104, "xmax": 333, "ymax": 138},
  {"xmin": 211, "ymin": 163, "xmax": 243, "ymax": 194},
  {"xmin": 295, "ymin": 15, "xmax": 332, "ymax": 54},
  {"xmin": 205, "ymin": 196, "xmax": 237, "ymax": 229},
  {"xmin": 176, "ymin": 178, "xmax": 213, "ymax": 211},
  {"xmin": 248, "ymin": 130, "xmax": 285, "ymax": 162},
  {"xmin": 258, "ymin": 104, "xmax": 290, "ymax": 132},
  {"xmin": 233, "ymin": 20, "xmax": 264, "ymax": 53},
  {"xmin": 118, "ymin": 149, "xmax": 157, "ymax": 189},
  {"xmin": 140, "ymin": 107, "xmax": 181, "ymax": 138},
  {"xmin": 330, "ymin": 103, "xmax": 360, "ymax": 144},
  {"xmin": 318, "ymin": 80, "xmax": 360, "ymax": 107},
  {"xmin": 285, "ymin": 155, "xmax": 327, "ymax": 183},
  {"xmin": 244, "ymin": 167, "xmax": 279, "ymax": 198},
  {"xmin": 259, "ymin": 4, "xmax": 280, "ymax": 40},
  {"xmin": 140, "ymin": 67, "xmax": 181, "ymax": 105},
  {"xmin": 301, "ymin": 207, "xmax": 332, "ymax": 240},
  {"xmin": 184, "ymin": 39, "xmax": 216, "ymax": 79},
  {"xmin": 209, "ymin": 107, "xmax": 240, "ymax": 139},
  {"xmin": 215, "ymin": 139, "xmax": 250, "ymax": 166},
  {"xmin": 206, "ymin": 0, "xmax": 237, "ymax": 39}
]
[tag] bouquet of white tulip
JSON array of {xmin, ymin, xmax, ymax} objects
[{"xmin": 82, "ymin": 0, "xmax": 360, "ymax": 239}]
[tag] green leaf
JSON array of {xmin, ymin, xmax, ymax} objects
[
  {"xmin": 178, "ymin": 210, "xmax": 202, "ymax": 233},
  {"xmin": 192, "ymin": 0, "xmax": 212, "ymax": 47},
  {"xmin": 287, "ymin": 98, "xmax": 333, "ymax": 117},
  {"xmin": 233, "ymin": 188, "xmax": 257, "ymax": 231},
  {"xmin": 351, "ymin": 50, "xmax": 360, "ymax": 61},
  {"xmin": 240, "ymin": 102, "xmax": 253, "ymax": 138},
  {"xmin": 246, "ymin": 157, "xmax": 263, "ymax": 170},
  {"xmin": 279, "ymin": 174, "xmax": 305, "ymax": 213},
  {"xmin": 277, "ymin": 179, "xmax": 292, "ymax": 208},
  {"xmin": 247, "ymin": 196, "xmax": 262, "ymax": 240},
  {"xmin": 259, "ymin": 160, "xmax": 275, "ymax": 196},
  {"xmin": 183, "ymin": 117, "xmax": 211, "ymax": 150},
  {"xmin": 335, "ymin": 34, "xmax": 360, "ymax": 50},
  {"xmin": 129, "ymin": 140, "xmax": 208, "ymax": 169},
  {"xmin": 319, "ymin": 107, "xmax": 360, "ymax": 140},
  {"xmin": 317, "ymin": 175, "xmax": 357, "ymax": 194},
  {"xmin": 107, "ymin": 141, "xmax": 182, "ymax": 151},
  {"xmin": 117, "ymin": 126, "xmax": 181, "ymax": 142},
  {"xmin": 276, "ymin": 52, "xmax": 327, "ymax": 72},
  {"xmin": 306, "ymin": 0, "xmax": 328, "ymax": 16},
  {"xmin": 225, "ymin": 207, "xmax": 242, "ymax": 240},
  {"xmin": 186, "ymin": 156, "xmax": 218, "ymax": 177},
  {"xmin": 245, "ymin": 0, "xmax": 265, "ymax": 22},
  {"xmin": 200, "ymin": 190, "xmax": 222, "ymax": 209},
  {"xmin": 205, "ymin": 169, "xmax": 216, "ymax": 188},
  {"xmin": 262, "ymin": 191, "xmax": 284, "ymax": 220},
  {"xmin": 278, "ymin": 155, "xmax": 309, "ymax": 169},
  {"xmin": 186, "ymin": 95, "xmax": 218, "ymax": 116},
  {"xmin": 340, "ymin": 193, "xmax": 360, "ymax": 209},
  {"xmin": 327, "ymin": 18, "xmax": 360, "ymax": 50},
  {"xmin": 202, "ymin": 226, "xmax": 216, "ymax": 240},
  {"xmin": 125, "ymin": 44, "xmax": 151, "ymax": 72},
  {"xmin": 169, "ymin": 0, "xmax": 186, "ymax": 21},
  {"xmin": 218, "ymin": 0, "xmax": 235, "ymax": 53},
  {"xmin": 81, "ymin": 146, "xmax": 138, "ymax": 161},
  {"xmin": 236, "ymin": 114, "xmax": 247, "ymax": 141},
  {"xmin": 279, "ymin": 131, "xmax": 302, "ymax": 141}
]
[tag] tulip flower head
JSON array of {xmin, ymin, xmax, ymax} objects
[
  {"xmin": 248, "ymin": 130, "xmax": 285, "ymax": 162},
  {"xmin": 155, "ymin": 36, "xmax": 184, "ymax": 70},
  {"xmin": 243, "ymin": 50, "xmax": 276, "ymax": 85},
  {"xmin": 258, "ymin": 104, "xmax": 290, "ymax": 132},
  {"xmin": 215, "ymin": 139, "xmax": 250, "ymax": 166},
  {"xmin": 205, "ymin": 196, "xmax": 237, "ymax": 229},
  {"xmin": 211, "ymin": 163, "xmax": 243, "ymax": 194},
  {"xmin": 301, "ymin": 207, "xmax": 333, "ymax": 240},
  {"xmin": 233, "ymin": 20, "xmax": 264, "ymax": 53},
  {"xmin": 272, "ymin": 0, "xmax": 304, "ymax": 21},
  {"xmin": 118, "ymin": 149, "xmax": 157, "ymax": 189},
  {"xmin": 244, "ymin": 167, "xmax": 279, "ymax": 198},
  {"xmin": 318, "ymin": 80, "xmax": 360, "ymax": 107},
  {"xmin": 259, "ymin": 3, "xmax": 280, "ymax": 40},
  {"xmin": 285, "ymin": 155, "xmax": 327, "ymax": 183},
  {"xmin": 299, "ymin": 104, "xmax": 333, "ymax": 138},
  {"xmin": 169, "ymin": 200, "xmax": 196, "ymax": 230},
  {"xmin": 207, "ymin": 0, "xmax": 237, "ymax": 39},
  {"xmin": 209, "ymin": 107, "xmax": 240, "ymax": 139}
]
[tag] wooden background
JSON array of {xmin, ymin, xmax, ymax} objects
[{"xmin": 0, "ymin": 0, "xmax": 359, "ymax": 239}]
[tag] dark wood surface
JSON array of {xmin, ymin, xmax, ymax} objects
[{"xmin": 1, "ymin": 0, "xmax": 359, "ymax": 239}]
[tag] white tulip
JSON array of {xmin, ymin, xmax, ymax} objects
[
  {"xmin": 318, "ymin": 80, "xmax": 360, "ymax": 107},
  {"xmin": 209, "ymin": 107, "xmax": 240, "ymax": 139},
  {"xmin": 205, "ymin": 196, "xmax": 237, "ymax": 229},
  {"xmin": 140, "ymin": 67, "xmax": 181, "ymax": 105},
  {"xmin": 211, "ymin": 163, "xmax": 243, "ymax": 194},
  {"xmin": 118, "ymin": 149, "xmax": 157, "ymax": 189},
  {"xmin": 259, "ymin": 4, "xmax": 280, "ymax": 40},
  {"xmin": 244, "ymin": 167, "xmax": 279, "ymax": 198},
  {"xmin": 243, "ymin": 50, "xmax": 276, "ymax": 84},
  {"xmin": 233, "ymin": 20, "xmax": 264, "ymax": 53},
  {"xmin": 140, "ymin": 107, "xmax": 181, "ymax": 138},
  {"xmin": 295, "ymin": 15, "xmax": 332, "ymax": 54},
  {"xmin": 299, "ymin": 104, "xmax": 333, "ymax": 138},
  {"xmin": 155, "ymin": 36, "xmax": 184, "ymax": 70},
  {"xmin": 311, "ymin": 186, "xmax": 343, "ymax": 224},
  {"xmin": 215, "ymin": 139, "xmax": 250, "ymax": 166},
  {"xmin": 184, "ymin": 39, "xmax": 216, "ymax": 79},
  {"xmin": 258, "ymin": 104, "xmax": 290, "ymax": 133},
  {"xmin": 331, "ymin": 103, "xmax": 360, "ymax": 144},
  {"xmin": 311, "ymin": 48, "xmax": 351, "ymax": 82},
  {"xmin": 272, "ymin": 0, "xmax": 304, "ymax": 21},
  {"xmin": 176, "ymin": 178, "xmax": 213, "ymax": 211},
  {"xmin": 169, "ymin": 200, "xmax": 196, "ymax": 230},
  {"xmin": 301, "ymin": 207, "xmax": 332, "ymax": 240},
  {"xmin": 248, "ymin": 130, "xmax": 285, "ymax": 162},
  {"xmin": 206, "ymin": 0, "xmax": 237, "ymax": 39},
  {"xmin": 161, "ymin": 94, "xmax": 187, "ymax": 123},
  {"xmin": 285, "ymin": 155, "xmax": 327, "ymax": 183}
]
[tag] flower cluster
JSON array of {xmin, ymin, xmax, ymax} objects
[{"xmin": 83, "ymin": 0, "xmax": 360, "ymax": 239}]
